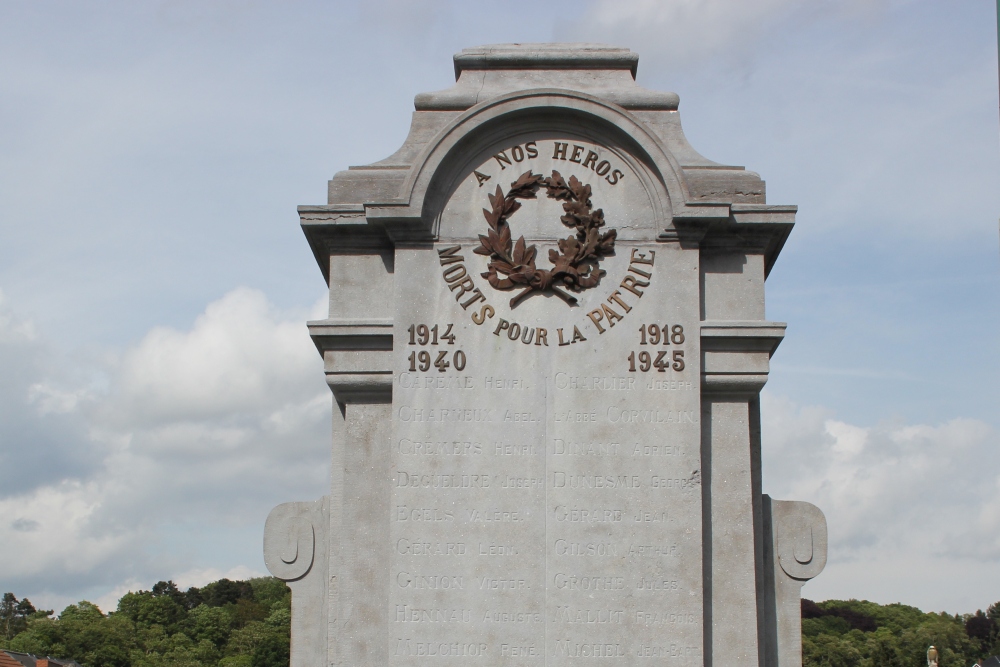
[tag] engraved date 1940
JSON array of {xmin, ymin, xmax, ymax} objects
[{"xmin": 627, "ymin": 324, "xmax": 685, "ymax": 372}]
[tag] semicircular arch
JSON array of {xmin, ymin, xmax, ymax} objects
[{"xmin": 400, "ymin": 89, "xmax": 690, "ymax": 235}]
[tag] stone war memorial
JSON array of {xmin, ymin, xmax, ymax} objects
[{"xmin": 263, "ymin": 43, "xmax": 828, "ymax": 667}]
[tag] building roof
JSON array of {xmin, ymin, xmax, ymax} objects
[{"xmin": 0, "ymin": 651, "xmax": 83, "ymax": 667}]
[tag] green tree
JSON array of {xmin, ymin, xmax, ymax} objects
[
  {"xmin": 251, "ymin": 633, "xmax": 289, "ymax": 667},
  {"xmin": 0, "ymin": 577, "xmax": 292, "ymax": 666},
  {"xmin": 1, "ymin": 592, "xmax": 48, "ymax": 640}
]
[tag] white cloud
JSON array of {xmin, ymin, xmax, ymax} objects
[
  {"xmin": 761, "ymin": 391, "xmax": 1000, "ymax": 611},
  {"xmin": 0, "ymin": 288, "xmax": 329, "ymax": 607},
  {"xmin": 109, "ymin": 287, "xmax": 322, "ymax": 424},
  {"xmin": 0, "ymin": 480, "xmax": 128, "ymax": 578}
]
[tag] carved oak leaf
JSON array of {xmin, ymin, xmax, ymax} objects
[
  {"xmin": 476, "ymin": 168, "xmax": 616, "ymax": 307},
  {"xmin": 597, "ymin": 229, "xmax": 617, "ymax": 254},
  {"xmin": 591, "ymin": 207, "xmax": 606, "ymax": 227},
  {"xmin": 543, "ymin": 171, "xmax": 571, "ymax": 200},
  {"xmin": 568, "ymin": 176, "xmax": 590, "ymax": 203}
]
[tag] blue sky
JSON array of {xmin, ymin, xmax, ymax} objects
[{"xmin": 0, "ymin": 0, "xmax": 998, "ymax": 615}]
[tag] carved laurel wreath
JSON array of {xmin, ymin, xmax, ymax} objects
[{"xmin": 474, "ymin": 170, "xmax": 617, "ymax": 307}]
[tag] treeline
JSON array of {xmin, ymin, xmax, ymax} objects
[
  {"xmin": 0, "ymin": 577, "xmax": 290, "ymax": 667},
  {"xmin": 803, "ymin": 598, "xmax": 1000, "ymax": 667},
  {"xmin": 3, "ymin": 580, "xmax": 1000, "ymax": 667}
]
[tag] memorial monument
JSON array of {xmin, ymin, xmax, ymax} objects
[{"xmin": 263, "ymin": 43, "xmax": 827, "ymax": 667}]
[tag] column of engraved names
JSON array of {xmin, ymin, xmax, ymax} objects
[
  {"xmin": 390, "ymin": 367, "xmax": 546, "ymax": 663},
  {"xmin": 545, "ymin": 365, "xmax": 702, "ymax": 663}
]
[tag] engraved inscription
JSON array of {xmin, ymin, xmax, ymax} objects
[
  {"xmin": 396, "ymin": 472, "xmax": 491, "ymax": 489},
  {"xmin": 394, "ymin": 640, "xmax": 488, "ymax": 657},
  {"xmin": 606, "ymin": 407, "xmax": 698, "ymax": 424},
  {"xmin": 398, "ymin": 439, "xmax": 482, "ymax": 456},
  {"xmin": 398, "ymin": 407, "xmax": 495, "ymax": 422},
  {"xmin": 554, "ymin": 607, "xmax": 625, "ymax": 624},
  {"xmin": 466, "ymin": 508, "xmax": 523, "ymax": 523},
  {"xmin": 396, "ymin": 573, "xmax": 464, "ymax": 589},
  {"xmin": 478, "ymin": 577, "xmax": 529, "ymax": 590},
  {"xmin": 554, "ymin": 506, "xmax": 623, "ymax": 522},
  {"xmin": 395, "ymin": 506, "xmax": 454, "ymax": 522},
  {"xmin": 553, "ymin": 472, "xmax": 641, "ymax": 489},
  {"xmin": 554, "ymin": 641, "xmax": 626, "ymax": 658},
  {"xmin": 553, "ymin": 574, "xmax": 625, "ymax": 590},
  {"xmin": 395, "ymin": 606, "xmax": 472, "ymax": 623},
  {"xmin": 396, "ymin": 539, "xmax": 467, "ymax": 556},
  {"xmin": 552, "ymin": 438, "xmax": 620, "ymax": 456},
  {"xmin": 393, "ymin": 145, "xmax": 705, "ymax": 667},
  {"xmin": 483, "ymin": 610, "xmax": 543, "ymax": 623},
  {"xmin": 634, "ymin": 611, "xmax": 698, "ymax": 626},
  {"xmin": 500, "ymin": 644, "xmax": 539, "ymax": 657},
  {"xmin": 494, "ymin": 442, "xmax": 538, "ymax": 456}
]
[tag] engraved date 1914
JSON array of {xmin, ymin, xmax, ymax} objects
[
  {"xmin": 407, "ymin": 322, "xmax": 467, "ymax": 372},
  {"xmin": 627, "ymin": 324, "xmax": 685, "ymax": 372}
]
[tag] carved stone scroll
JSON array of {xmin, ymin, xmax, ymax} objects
[
  {"xmin": 764, "ymin": 497, "xmax": 828, "ymax": 667},
  {"xmin": 263, "ymin": 497, "xmax": 329, "ymax": 667}
]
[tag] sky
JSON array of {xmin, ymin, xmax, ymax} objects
[{"xmin": 0, "ymin": 0, "xmax": 998, "ymax": 617}]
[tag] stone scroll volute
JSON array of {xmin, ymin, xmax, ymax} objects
[
  {"xmin": 263, "ymin": 501, "xmax": 318, "ymax": 582},
  {"xmin": 773, "ymin": 500, "xmax": 828, "ymax": 581}
]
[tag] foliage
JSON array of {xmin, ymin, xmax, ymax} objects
[
  {"xmin": 0, "ymin": 577, "xmax": 290, "ymax": 667},
  {"xmin": 803, "ymin": 598, "xmax": 1000, "ymax": 667},
  {"xmin": 1, "ymin": 592, "xmax": 52, "ymax": 641},
  {"xmin": 4, "ymin": 579, "xmax": 998, "ymax": 667},
  {"xmin": 474, "ymin": 169, "xmax": 617, "ymax": 306}
]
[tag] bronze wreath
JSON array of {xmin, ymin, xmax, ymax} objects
[{"xmin": 473, "ymin": 170, "xmax": 617, "ymax": 307}]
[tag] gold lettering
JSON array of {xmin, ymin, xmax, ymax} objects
[
  {"xmin": 620, "ymin": 274, "xmax": 648, "ymax": 297},
  {"xmin": 437, "ymin": 245, "xmax": 464, "ymax": 265},
  {"xmin": 629, "ymin": 265, "xmax": 652, "ymax": 279},
  {"xmin": 449, "ymin": 276, "xmax": 475, "ymax": 298},
  {"xmin": 471, "ymin": 304, "xmax": 494, "ymax": 325},
  {"xmin": 460, "ymin": 289, "xmax": 486, "ymax": 309},
  {"xmin": 630, "ymin": 248, "xmax": 655, "ymax": 265},
  {"xmin": 607, "ymin": 290, "xmax": 631, "ymax": 313},
  {"xmin": 442, "ymin": 264, "xmax": 467, "ymax": 283},
  {"xmin": 587, "ymin": 309, "xmax": 606, "ymax": 334},
  {"xmin": 600, "ymin": 303, "xmax": 623, "ymax": 328}
]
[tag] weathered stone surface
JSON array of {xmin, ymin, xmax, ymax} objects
[{"xmin": 264, "ymin": 43, "xmax": 825, "ymax": 667}]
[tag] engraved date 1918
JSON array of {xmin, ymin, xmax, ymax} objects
[
  {"xmin": 628, "ymin": 324, "xmax": 685, "ymax": 372},
  {"xmin": 406, "ymin": 323, "xmax": 467, "ymax": 372}
]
